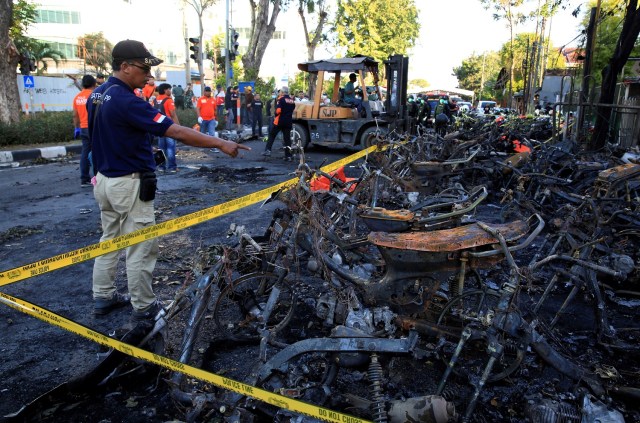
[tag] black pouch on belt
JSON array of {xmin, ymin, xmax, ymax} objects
[{"xmin": 139, "ymin": 171, "xmax": 157, "ymax": 201}]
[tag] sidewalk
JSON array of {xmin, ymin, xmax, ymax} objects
[
  {"xmin": 0, "ymin": 125, "xmax": 264, "ymax": 167},
  {"xmin": 0, "ymin": 143, "xmax": 82, "ymax": 167}
]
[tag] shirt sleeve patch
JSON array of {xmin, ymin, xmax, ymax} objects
[{"xmin": 153, "ymin": 113, "xmax": 166, "ymax": 123}]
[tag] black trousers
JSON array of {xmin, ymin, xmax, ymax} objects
[
  {"xmin": 252, "ymin": 112, "xmax": 263, "ymax": 136},
  {"xmin": 264, "ymin": 125, "xmax": 291, "ymax": 157}
]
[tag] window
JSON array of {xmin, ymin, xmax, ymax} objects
[
  {"xmin": 36, "ymin": 10, "xmax": 80, "ymax": 24},
  {"xmin": 272, "ymin": 31, "xmax": 285, "ymax": 40},
  {"xmin": 38, "ymin": 40, "xmax": 79, "ymax": 59}
]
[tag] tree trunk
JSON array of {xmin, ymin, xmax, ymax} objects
[
  {"xmin": 0, "ymin": 0, "xmax": 22, "ymax": 124},
  {"xmin": 589, "ymin": 0, "xmax": 640, "ymax": 150},
  {"xmin": 299, "ymin": 2, "xmax": 327, "ymax": 98},
  {"xmin": 243, "ymin": 0, "xmax": 282, "ymax": 80}
]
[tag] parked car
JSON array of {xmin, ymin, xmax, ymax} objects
[{"xmin": 476, "ymin": 100, "xmax": 497, "ymax": 115}]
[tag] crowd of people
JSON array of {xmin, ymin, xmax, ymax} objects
[
  {"xmin": 72, "ymin": 74, "xmax": 276, "ymax": 186},
  {"xmin": 73, "ymin": 53, "xmax": 396, "ymax": 188}
]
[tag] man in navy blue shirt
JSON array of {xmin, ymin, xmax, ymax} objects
[{"xmin": 88, "ymin": 39, "xmax": 250, "ymax": 323}]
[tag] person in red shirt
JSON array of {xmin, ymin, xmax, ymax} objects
[
  {"xmin": 214, "ymin": 84, "xmax": 225, "ymax": 128},
  {"xmin": 155, "ymin": 83, "xmax": 180, "ymax": 172},
  {"xmin": 142, "ymin": 76, "xmax": 156, "ymax": 101},
  {"xmin": 73, "ymin": 74, "xmax": 97, "ymax": 187},
  {"xmin": 197, "ymin": 86, "xmax": 217, "ymax": 136}
]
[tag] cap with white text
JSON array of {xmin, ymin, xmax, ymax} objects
[{"xmin": 112, "ymin": 40, "xmax": 163, "ymax": 66}]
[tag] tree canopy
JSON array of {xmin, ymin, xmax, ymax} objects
[
  {"xmin": 453, "ymin": 51, "xmax": 502, "ymax": 101},
  {"xmin": 78, "ymin": 32, "xmax": 112, "ymax": 74},
  {"xmin": 578, "ymin": 0, "xmax": 640, "ymax": 85},
  {"xmin": 333, "ymin": 0, "xmax": 420, "ymax": 66}
]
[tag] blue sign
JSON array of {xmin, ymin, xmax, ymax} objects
[
  {"xmin": 23, "ymin": 76, "xmax": 35, "ymax": 88},
  {"xmin": 238, "ymin": 81, "xmax": 255, "ymax": 93}
]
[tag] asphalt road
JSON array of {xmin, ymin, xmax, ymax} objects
[{"xmin": 0, "ymin": 138, "xmax": 355, "ymax": 418}]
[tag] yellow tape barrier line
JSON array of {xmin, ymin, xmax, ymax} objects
[
  {"xmin": 0, "ymin": 292, "xmax": 371, "ymax": 423},
  {"xmin": 0, "ymin": 147, "xmax": 377, "ymax": 286},
  {"xmin": 0, "ymin": 178, "xmax": 291, "ymax": 286}
]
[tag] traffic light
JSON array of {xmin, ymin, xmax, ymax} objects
[
  {"xmin": 18, "ymin": 53, "xmax": 35, "ymax": 76},
  {"xmin": 228, "ymin": 29, "xmax": 239, "ymax": 61},
  {"xmin": 189, "ymin": 37, "xmax": 200, "ymax": 64}
]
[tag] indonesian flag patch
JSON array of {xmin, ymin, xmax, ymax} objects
[{"xmin": 153, "ymin": 113, "xmax": 165, "ymax": 123}]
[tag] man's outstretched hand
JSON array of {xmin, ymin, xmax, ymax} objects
[{"xmin": 219, "ymin": 139, "xmax": 251, "ymax": 158}]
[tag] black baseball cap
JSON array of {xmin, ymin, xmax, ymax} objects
[
  {"xmin": 204, "ymin": 86, "xmax": 212, "ymax": 92},
  {"xmin": 112, "ymin": 40, "xmax": 162, "ymax": 66}
]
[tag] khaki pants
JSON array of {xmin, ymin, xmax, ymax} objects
[{"xmin": 92, "ymin": 172, "xmax": 158, "ymax": 311}]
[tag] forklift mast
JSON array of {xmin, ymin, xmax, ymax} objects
[{"xmin": 384, "ymin": 55, "xmax": 409, "ymax": 121}]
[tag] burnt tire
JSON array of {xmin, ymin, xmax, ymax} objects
[
  {"xmin": 360, "ymin": 126, "xmax": 387, "ymax": 148},
  {"xmin": 292, "ymin": 123, "xmax": 310, "ymax": 150}
]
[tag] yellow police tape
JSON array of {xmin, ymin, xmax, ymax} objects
[
  {"xmin": 0, "ymin": 291, "xmax": 371, "ymax": 423},
  {"xmin": 0, "ymin": 145, "xmax": 378, "ymax": 286}
]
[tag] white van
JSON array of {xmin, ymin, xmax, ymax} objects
[{"xmin": 476, "ymin": 100, "xmax": 497, "ymax": 115}]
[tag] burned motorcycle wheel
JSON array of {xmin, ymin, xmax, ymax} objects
[
  {"xmin": 254, "ymin": 352, "xmax": 339, "ymax": 418},
  {"xmin": 213, "ymin": 272, "xmax": 296, "ymax": 341},
  {"xmin": 436, "ymin": 289, "xmax": 526, "ymax": 382}
]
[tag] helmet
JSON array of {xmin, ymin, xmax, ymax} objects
[{"xmin": 439, "ymin": 98, "xmax": 447, "ymax": 104}]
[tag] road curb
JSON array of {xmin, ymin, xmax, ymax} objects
[{"xmin": 0, "ymin": 144, "xmax": 82, "ymax": 165}]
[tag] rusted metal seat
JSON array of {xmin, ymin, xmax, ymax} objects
[
  {"xmin": 359, "ymin": 207, "xmax": 415, "ymax": 232},
  {"xmin": 368, "ymin": 220, "xmax": 529, "ymax": 253}
]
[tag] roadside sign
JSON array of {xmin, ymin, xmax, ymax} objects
[
  {"xmin": 238, "ymin": 81, "xmax": 255, "ymax": 93},
  {"xmin": 23, "ymin": 75, "xmax": 35, "ymax": 88}
]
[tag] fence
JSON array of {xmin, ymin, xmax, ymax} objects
[
  {"xmin": 16, "ymin": 75, "xmax": 80, "ymax": 113},
  {"xmin": 550, "ymin": 76, "xmax": 640, "ymax": 148}
]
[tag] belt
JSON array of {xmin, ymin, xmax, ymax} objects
[{"xmin": 98, "ymin": 172, "xmax": 140, "ymax": 179}]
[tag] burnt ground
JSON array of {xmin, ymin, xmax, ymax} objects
[{"xmin": 0, "ymin": 141, "xmax": 639, "ymax": 423}]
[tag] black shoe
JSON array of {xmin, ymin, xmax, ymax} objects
[
  {"xmin": 81, "ymin": 181, "xmax": 92, "ymax": 187},
  {"xmin": 94, "ymin": 292, "xmax": 131, "ymax": 316},
  {"xmin": 131, "ymin": 300, "xmax": 162, "ymax": 323}
]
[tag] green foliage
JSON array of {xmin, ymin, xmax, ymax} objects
[
  {"xmin": 409, "ymin": 79, "xmax": 429, "ymax": 89},
  {"xmin": 11, "ymin": 0, "xmax": 38, "ymax": 53},
  {"xmin": 455, "ymin": 31, "xmax": 565, "ymax": 101},
  {"xmin": 498, "ymin": 32, "xmax": 563, "ymax": 92},
  {"xmin": 333, "ymin": 0, "xmax": 420, "ymax": 65},
  {"xmin": 253, "ymin": 77, "xmax": 277, "ymax": 108},
  {"xmin": 31, "ymin": 42, "xmax": 66, "ymax": 75},
  {"xmin": 577, "ymin": 0, "xmax": 640, "ymax": 85},
  {"xmin": 205, "ymin": 33, "xmax": 226, "ymax": 76},
  {"xmin": 453, "ymin": 51, "xmax": 502, "ymax": 100},
  {"xmin": 78, "ymin": 32, "xmax": 113, "ymax": 75},
  {"xmin": 288, "ymin": 71, "xmax": 311, "ymax": 96},
  {"xmin": 0, "ymin": 112, "xmax": 75, "ymax": 147},
  {"xmin": 175, "ymin": 109, "xmax": 198, "ymax": 129}
]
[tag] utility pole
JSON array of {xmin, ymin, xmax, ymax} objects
[
  {"xmin": 182, "ymin": 2, "xmax": 190, "ymax": 87},
  {"xmin": 224, "ymin": 0, "xmax": 231, "ymax": 90},
  {"xmin": 479, "ymin": 52, "xmax": 486, "ymax": 102},
  {"xmin": 522, "ymin": 37, "xmax": 530, "ymax": 115},
  {"xmin": 576, "ymin": 7, "xmax": 597, "ymax": 144}
]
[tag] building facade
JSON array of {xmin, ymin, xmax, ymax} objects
[{"xmin": 24, "ymin": 0, "xmax": 308, "ymax": 87}]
